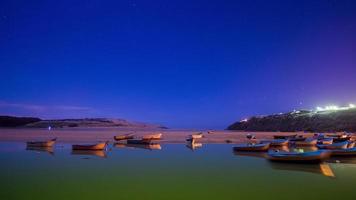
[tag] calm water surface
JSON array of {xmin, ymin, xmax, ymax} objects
[{"xmin": 0, "ymin": 142, "xmax": 356, "ymax": 200}]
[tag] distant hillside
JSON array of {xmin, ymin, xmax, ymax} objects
[
  {"xmin": 0, "ymin": 116, "xmax": 41, "ymax": 127},
  {"xmin": 0, "ymin": 116, "xmax": 167, "ymax": 129},
  {"xmin": 227, "ymin": 108, "xmax": 356, "ymax": 132}
]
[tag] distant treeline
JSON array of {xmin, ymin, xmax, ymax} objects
[
  {"xmin": 228, "ymin": 109, "xmax": 356, "ymax": 132},
  {"xmin": 0, "ymin": 116, "xmax": 41, "ymax": 127}
]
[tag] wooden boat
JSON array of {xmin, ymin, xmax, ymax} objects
[
  {"xmin": 127, "ymin": 139, "xmax": 153, "ymax": 145},
  {"xmin": 27, "ymin": 138, "xmax": 57, "ymax": 147},
  {"xmin": 348, "ymin": 141, "xmax": 355, "ymax": 148},
  {"xmin": 289, "ymin": 135, "xmax": 307, "ymax": 142},
  {"xmin": 72, "ymin": 142, "xmax": 108, "ymax": 151},
  {"xmin": 189, "ymin": 132, "xmax": 203, "ymax": 139},
  {"xmin": 233, "ymin": 143, "xmax": 270, "ymax": 152},
  {"xmin": 142, "ymin": 133, "xmax": 162, "ymax": 140},
  {"xmin": 332, "ymin": 136, "xmax": 352, "ymax": 143},
  {"xmin": 326, "ymin": 133, "xmax": 346, "ymax": 138},
  {"xmin": 294, "ymin": 138, "xmax": 317, "ymax": 146},
  {"xmin": 267, "ymin": 150, "xmax": 331, "ymax": 163},
  {"xmin": 114, "ymin": 134, "xmax": 134, "ymax": 141},
  {"xmin": 330, "ymin": 147, "xmax": 356, "ymax": 156},
  {"xmin": 317, "ymin": 141, "xmax": 348, "ymax": 150},
  {"xmin": 71, "ymin": 150, "xmax": 107, "ymax": 158},
  {"xmin": 273, "ymin": 134, "xmax": 297, "ymax": 139},
  {"xmin": 260, "ymin": 139, "xmax": 288, "ymax": 146},
  {"xmin": 119, "ymin": 143, "xmax": 161, "ymax": 150},
  {"xmin": 317, "ymin": 138, "xmax": 333, "ymax": 145}
]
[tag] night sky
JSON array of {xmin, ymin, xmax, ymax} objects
[{"xmin": 1, "ymin": 0, "xmax": 356, "ymax": 129}]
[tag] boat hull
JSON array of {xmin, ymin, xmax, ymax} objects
[
  {"xmin": 233, "ymin": 143, "xmax": 270, "ymax": 152},
  {"xmin": 142, "ymin": 133, "xmax": 162, "ymax": 140},
  {"xmin": 114, "ymin": 134, "xmax": 134, "ymax": 141},
  {"xmin": 72, "ymin": 142, "xmax": 107, "ymax": 151},
  {"xmin": 26, "ymin": 138, "xmax": 56, "ymax": 147},
  {"xmin": 267, "ymin": 150, "xmax": 331, "ymax": 163}
]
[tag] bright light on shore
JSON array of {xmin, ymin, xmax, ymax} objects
[
  {"xmin": 240, "ymin": 118, "xmax": 249, "ymax": 122},
  {"xmin": 315, "ymin": 103, "xmax": 356, "ymax": 112}
]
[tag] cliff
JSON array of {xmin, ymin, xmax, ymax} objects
[{"xmin": 227, "ymin": 108, "xmax": 356, "ymax": 132}]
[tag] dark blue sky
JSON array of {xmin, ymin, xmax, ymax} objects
[{"xmin": 1, "ymin": 0, "xmax": 356, "ymax": 129}]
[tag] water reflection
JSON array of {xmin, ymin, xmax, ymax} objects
[
  {"xmin": 26, "ymin": 146, "xmax": 54, "ymax": 155},
  {"xmin": 268, "ymin": 162, "xmax": 335, "ymax": 178},
  {"xmin": 233, "ymin": 151, "xmax": 267, "ymax": 159},
  {"xmin": 113, "ymin": 142, "xmax": 162, "ymax": 150},
  {"xmin": 71, "ymin": 150, "xmax": 107, "ymax": 158},
  {"xmin": 186, "ymin": 142, "xmax": 203, "ymax": 151},
  {"xmin": 328, "ymin": 157, "xmax": 356, "ymax": 164}
]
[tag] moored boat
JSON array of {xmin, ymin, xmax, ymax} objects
[
  {"xmin": 317, "ymin": 138, "xmax": 333, "ymax": 145},
  {"xmin": 348, "ymin": 141, "xmax": 355, "ymax": 148},
  {"xmin": 289, "ymin": 135, "xmax": 307, "ymax": 142},
  {"xmin": 72, "ymin": 142, "xmax": 108, "ymax": 151},
  {"xmin": 142, "ymin": 133, "xmax": 162, "ymax": 140},
  {"xmin": 267, "ymin": 150, "xmax": 331, "ymax": 163},
  {"xmin": 261, "ymin": 139, "xmax": 288, "ymax": 146},
  {"xmin": 114, "ymin": 134, "xmax": 134, "ymax": 141},
  {"xmin": 294, "ymin": 138, "xmax": 317, "ymax": 146},
  {"xmin": 273, "ymin": 134, "xmax": 297, "ymax": 140},
  {"xmin": 233, "ymin": 143, "xmax": 270, "ymax": 152},
  {"xmin": 332, "ymin": 136, "xmax": 352, "ymax": 143},
  {"xmin": 189, "ymin": 132, "xmax": 203, "ymax": 139},
  {"xmin": 27, "ymin": 138, "xmax": 57, "ymax": 147},
  {"xmin": 317, "ymin": 141, "xmax": 348, "ymax": 150}
]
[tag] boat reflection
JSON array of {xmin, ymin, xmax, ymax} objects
[
  {"xmin": 186, "ymin": 142, "xmax": 203, "ymax": 151},
  {"xmin": 26, "ymin": 146, "xmax": 54, "ymax": 155},
  {"xmin": 233, "ymin": 151, "xmax": 268, "ymax": 159},
  {"xmin": 71, "ymin": 150, "xmax": 107, "ymax": 158},
  {"xmin": 269, "ymin": 162, "xmax": 335, "ymax": 178},
  {"xmin": 113, "ymin": 143, "xmax": 162, "ymax": 150}
]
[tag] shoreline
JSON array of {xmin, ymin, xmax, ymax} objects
[{"xmin": 0, "ymin": 128, "xmax": 318, "ymax": 144}]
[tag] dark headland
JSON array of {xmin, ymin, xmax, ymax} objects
[
  {"xmin": 0, "ymin": 116, "xmax": 167, "ymax": 129},
  {"xmin": 228, "ymin": 107, "xmax": 356, "ymax": 132}
]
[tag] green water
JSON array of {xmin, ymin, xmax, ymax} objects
[{"xmin": 0, "ymin": 142, "xmax": 356, "ymax": 200}]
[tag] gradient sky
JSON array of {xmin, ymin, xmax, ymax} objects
[{"xmin": 0, "ymin": 0, "xmax": 356, "ymax": 129}]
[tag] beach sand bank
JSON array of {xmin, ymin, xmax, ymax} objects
[{"xmin": 0, "ymin": 128, "xmax": 318, "ymax": 143}]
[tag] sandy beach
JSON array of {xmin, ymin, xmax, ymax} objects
[{"xmin": 0, "ymin": 128, "xmax": 319, "ymax": 143}]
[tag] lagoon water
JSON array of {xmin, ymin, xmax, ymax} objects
[{"xmin": 0, "ymin": 142, "xmax": 356, "ymax": 200}]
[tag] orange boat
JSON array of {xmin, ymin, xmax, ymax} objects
[
  {"xmin": 142, "ymin": 133, "xmax": 162, "ymax": 140},
  {"xmin": 317, "ymin": 141, "xmax": 348, "ymax": 150},
  {"xmin": 114, "ymin": 134, "xmax": 134, "ymax": 141},
  {"xmin": 72, "ymin": 142, "xmax": 108, "ymax": 150},
  {"xmin": 27, "ymin": 138, "xmax": 57, "ymax": 147},
  {"xmin": 294, "ymin": 138, "xmax": 317, "ymax": 146},
  {"xmin": 189, "ymin": 133, "xmax": 203, "ymax": 139}
]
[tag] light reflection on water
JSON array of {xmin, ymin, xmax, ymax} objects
[{"xmin": 0, "ymin": 142, "xmax": 356, "ymax": 200}]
